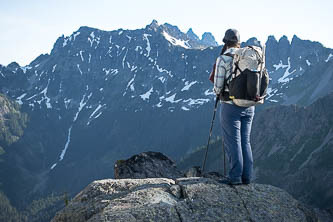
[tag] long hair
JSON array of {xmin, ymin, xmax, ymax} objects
[{"xmin": 220, "ymin": 42, "xmax": 240, "ymax": 55}]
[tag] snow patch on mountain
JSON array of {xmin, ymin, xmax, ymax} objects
[
  {"xmin": 80, "ymin": 51, "xmax": 84, "ymax": 62},
  {"xmin": 273, "ymin": 60, "xmax": 288, "ymax": 71},
  {"xmin": 87, "ymin": 104, "xmax": 106, "ymax": 125},
  {"xmin": 63, "ymin": 38, "xmax": 69, "ymax": 47},
  {"xmin": 50, "ymin": 125, "xmax": 73, "ymax": 169},
  {"xmin": 73, "ymin": 93, "xmax": 92, "ymax": 122},
  {"xmin": 103, "ymin": 68, "xmax": 119, "ymax": 76},
  {"xmin": 64, "ymin": 98, "xmax": 71, "ymax": 109},
  {"xmin": 73, "ymin": 31, "xmax": 80, "ymax": 40},
  {"xmin": 52, "ymin": 64, "xmax": 57, "ymax": 72},
  {"xmin": 326, "ymin": 53, "xmax": 333, "ymax": 62},
  {"xmin": 77, "ymin": 64, "xmax": 83, "ymax": 75},
  {"xmin": 50, "ymin": 163, "xmax": 57, "ymax": 170},
  {"xmin": 181, "ymin": 81, "xmax": 197, "ymax": 91},
  {"xmin": 26, "ymin": 93, "xmax": 38, "ymax": 101},
  {"xmin": 158, "ymin": 77, "xmax": 166, "ymax": 83},
  {"xmin": 183, "ymin": 98, "xmax": 210, "ymax": 106},
  {"xmin": 204, "ymin": 89, "xmax": 215, "ymax": 96},
  {"xmin": 143, "ymin": 34, "xmax": 152, "ymax": 57},
  {"xmin": 59, "ymin": 126, "xmax": 73, "ymax": 161},
  {"xmin": 89, "ymin": 104, "xmax": 104, "ymax": 119},
  {"xmin": 135, "ymin": 46, "xmax": 142, "ymax": 52},
  {"xmin": 39, "ymin": 79, "xmax": 52, "ymax": 108},
  {"xmin": 21, "ymin": 65, "xmax": 32, "ymax": 73},
  {"xmin": 88, "ymin": 32, "xmax": 100, "ymax": 48},
  {"xmin": 162, "ymin": 31, "xmax": 190, "ymax": 49},
  {"xmin": 266, "ymin": 88, "xmax": 278, "ymax": 100},
  {"xmin": 126, "ymin": 76, "xmax": 136, "ymax": 93},
  {"xmin": 140, "ymin": 87, "xmax": 154, "ymax": 101},
  {"xmin": 122, "ymin": 49, "xmax": 129, "ymax": 69},
  {"xmin": 123, "ymin": 74, "xmax": 138, "ymax": 96},
  {"xmin": 165, "ymin": 93, "xmax": 182, "ymax": 103},
  {"xmin": 278, "ymin": 57, "xmax": 296, "ymax": 83},
  {"xmin": 16, "ymin": 93, "xmax": 27, "ymax": 105},
  {"xmin": 130, "ymin": 65, "xmax": 137, "ymax": 72}
]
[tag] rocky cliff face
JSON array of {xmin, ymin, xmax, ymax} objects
[{"xmin": 51, "ymin": 152, "xmax": 319, "ymax": 222}]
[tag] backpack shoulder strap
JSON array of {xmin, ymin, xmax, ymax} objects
[
  {"xmin": 223, "ymin": 52, "xmax": 234, "ymax": 58},
  {"xmin": 222, "ymin": 52, "xmax": 238, "ymax": 83}
]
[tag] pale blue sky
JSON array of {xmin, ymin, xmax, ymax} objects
[{"xmin": 1, "ymin": 0, "xmax": 332, "ymax": 66}]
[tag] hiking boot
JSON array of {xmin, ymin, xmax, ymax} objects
[
  {"xmin": 217, "ymin": 178, "xmax": 230, "ymax": 185},
  {"xmin": 242, "ymin": 179, "xmax": 251, "ymax": 185},
  {"xmin": 228, "ymin": 181, "xmax": 242, "ymax": 186}
]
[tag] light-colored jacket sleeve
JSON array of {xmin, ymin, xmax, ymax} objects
[{"xmin": 214, "ymin": 56, "xmax": 227, "ymax": 95}]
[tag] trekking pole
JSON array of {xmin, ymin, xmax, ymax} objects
[
  {"xmin": 201, "ymin": 95, "xmax": 220, "ymax": 174},
  {"xmin": 223, "ymin": 139, "xmax": 226, "ymax": 176}
]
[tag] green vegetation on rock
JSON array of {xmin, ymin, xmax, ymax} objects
[
  {"xmin": 0, "ymin": 94, "xmax": 28, "ymax": 150},
  {"xmin": 0, "ymin": 190, "xmax": 65, "ymax": 222}
]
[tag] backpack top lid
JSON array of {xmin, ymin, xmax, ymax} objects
[
  {"xmin": 233, "ymin": 46, "xmax": 264, "ymax": 74},
  {"xmin": 223, "ymin": 29, "xmax": 240, "ymax": 44}
]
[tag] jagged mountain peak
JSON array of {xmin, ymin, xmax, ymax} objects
[
  {"xmin": 49, "ymin": 21, "xmax": 218, "ymax": 59},
  {"xmin": 6, "ymin": 62, "xmax": 20, "ymax": 70},
  {"xmin": 267, "ymin": 35, "xmax": 277, "ymax": 41},
  {"xmin": 201, "ymin": 32, "xmax": 218, "ymax": 46},
  {"xmin": 77, "ymin": 25, "xmax": 98, "ymax": 33},
  {"xmin": 146, "ymin": 19, "xmax": 159, "ymax": 30},
  {"xmin": 186, "ymin": 28, "xmax": 200, "ymax": 41},
  {"xmin": 279, "ymin": 35, "xmax": 290, "ymax": 44},
  {"xmin": 266, "ymin": 35, "xmax": 278, "ymax": 47},
  {"xmin": 242, "ymin": 37, "xmax": 262, "ymax": 48},
  {"xmin": 29, "ymin": 54, "xmax": 50, "ymax": 67},
  {"xmin": 161, "ymin": 22, "xmax": 182, "ymax": 34},
  {"xmin": 292, "ymin": 34, "xmax": 301, "ymax": 42}
]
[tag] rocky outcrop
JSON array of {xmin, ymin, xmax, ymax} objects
[
  {"xmin": 52, "ymin": 177, "xmax": 318, "ymax": 222},
  {"xmin": 52, "ymin": 152, "xmax": 319, "ymax": 222},
  {"xmin": 114, "ymin": 151, "xmax": 183, "ymax": 179}
]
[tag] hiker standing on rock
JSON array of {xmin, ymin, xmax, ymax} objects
[{"xmin": 213, "ymin": 29, "xmax": 255, "ymax": 185}]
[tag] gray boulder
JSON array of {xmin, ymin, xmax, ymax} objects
[
  {"xmin": 114, "ymin": 151, "xmax": 183, "ymax": 179},
  {"xmin": 52, "ymin": 177, "xmax": 318, "ymax": 222}
]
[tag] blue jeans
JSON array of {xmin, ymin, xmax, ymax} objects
[{"xmin": 220, "ymin": 102, "xmax": 255, "ymax": 183}]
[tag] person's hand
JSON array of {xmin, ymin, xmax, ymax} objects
[{"xmin": 213, "ymin": 87, "xmax": 221, "ymax": 95}]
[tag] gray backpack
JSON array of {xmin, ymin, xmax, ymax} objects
[{"xmin": 222, "ymin": 45, "xmax": 269, "ymax": 107}]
